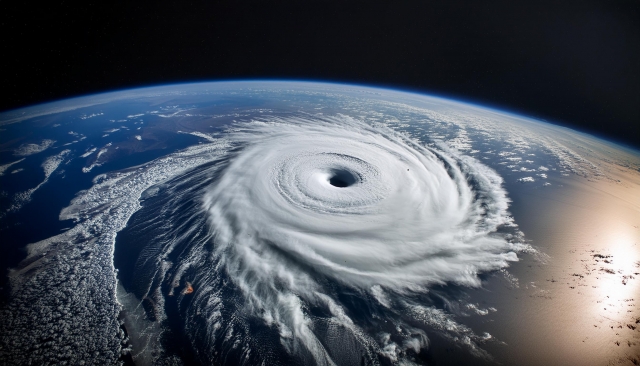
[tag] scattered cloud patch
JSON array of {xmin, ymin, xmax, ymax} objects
[
  {"xmin": 80, "ymin": 112, "xmax": 104, "ymax": 120},
  {"xmin": 518, "ymin": 177, "xmax": 535, "ymax": 183},
  {"xmin": 80, "ymin": 148, "xmax": 97, "ymax": 158},
  {"xmin": 14, "ymin": 140, "xmax": 55, "ymax": 156},
  {"xmin": 0, "ymin": 158, "xmax": 25, "ymax": 176},
  {"xmin": 7, "ymin": 150, "xmax": 70, "ymax": 213}
]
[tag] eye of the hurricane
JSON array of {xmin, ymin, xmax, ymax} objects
[{"xmin": 327, "ymin": 168, "xmax": 358, "ymax": 188}]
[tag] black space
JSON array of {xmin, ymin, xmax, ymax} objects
[{"xmin": 2, "ymin": 1, "xmax": 639, "ymax": 147}]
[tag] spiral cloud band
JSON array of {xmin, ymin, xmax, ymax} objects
[{"xmin": 207, "ymin": 117, "xmax": 517, "ymax": 290}]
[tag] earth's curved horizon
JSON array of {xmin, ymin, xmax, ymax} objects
[{"xmin": 0, "ymin": 81, "xmax": 639, "ymax": 365}]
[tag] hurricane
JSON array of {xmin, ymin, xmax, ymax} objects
[
  {"xmin": 2, "ymin": 113, "xmax": 529, "ymax": 365},
  {"xmin": 110, "ymin": 115, "xmax": 525, "ymax": 365}
]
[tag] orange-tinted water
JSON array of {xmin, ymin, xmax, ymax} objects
[{"xmin": 476, "ymin": 172, "xmax": 640, "ymax": 365}]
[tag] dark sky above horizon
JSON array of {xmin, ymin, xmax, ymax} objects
[{"xmin": 2, "ymin": 1, "xmax": 639, "ymax": 147}]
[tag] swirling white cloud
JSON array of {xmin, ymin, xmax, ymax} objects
[
  {"xmin": 165, "ymin": 116, "xmax": 526, "ymax": 364},
  {"xmin": 206, "ymin": 117, "xmax": 519, "ymax": 290}
]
